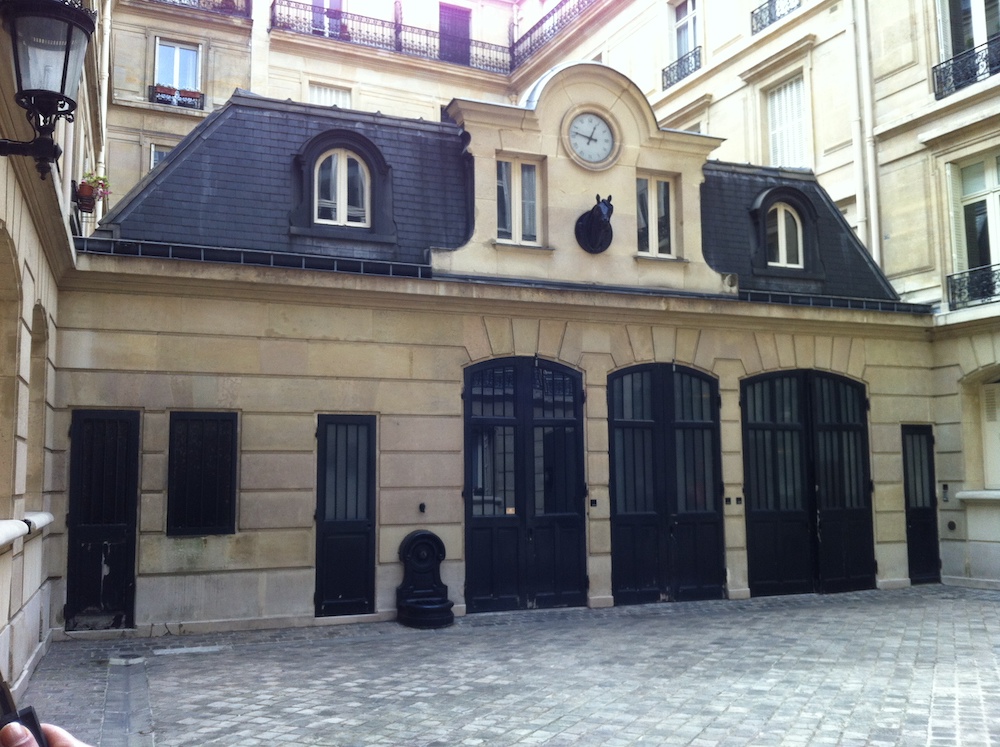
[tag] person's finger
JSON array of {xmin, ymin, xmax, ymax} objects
[{"xmin": 0, "ymin": 723, "xmax": 36, "ymax": 747}]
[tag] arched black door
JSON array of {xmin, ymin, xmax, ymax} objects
[
  {"xmin": 609, "ymin": 364, "xmax": 725, "ymax": 603},
  {"xmin": 464, "ymin": 358, "xmax": 586, "ymax": 612},
  {"xmin": 743, "ymin": 371, "xmax": 875, "ymax": 596}
]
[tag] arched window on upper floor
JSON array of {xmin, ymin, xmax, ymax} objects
[
  {"xmin": 315, "ymin": 148, "xmax": 371, "ymax": 227},
  {"xmin": 765, "ymin": 201, "xmax": 803, "ymax": 268},
  {"xmin": 290, "ymin": 130, "xmax": 395, "ymax": 246}
]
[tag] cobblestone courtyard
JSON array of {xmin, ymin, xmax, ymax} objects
[{"xmin": 22, "ymin": 586, "xmax": 1000, "ymax": 746}]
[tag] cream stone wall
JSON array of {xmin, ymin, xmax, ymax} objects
[{"xmin": 49, "ymin": 252, "xmax": 933, "ymax": 629}]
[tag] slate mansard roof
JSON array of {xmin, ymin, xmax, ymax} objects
[
  {"xmin": 85, "ymin": 91, "xmax": 914, "ymax": 311},
  {"xmin": 93, "ymin": 91, "xmax": 472, "ymax": 268},
  {"xmin": 700, "ymin": 161, "xmax": 901, "ymax": 304}
]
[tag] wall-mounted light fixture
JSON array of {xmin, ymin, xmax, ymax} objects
[{"xmin": 0, "ymin": 0, "xmax": 96, "ymax": 179}]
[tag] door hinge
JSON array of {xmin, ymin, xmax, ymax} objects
[
  {"xmin": 581, "ymin": 388, "xmax": 587, "ymax": 403},
  {"xmin": 585, "ymin": 575, "xmax": 590, "ymax": 591}
]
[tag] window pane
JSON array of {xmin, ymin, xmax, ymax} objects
[
  {"xmin": 472, "ymin": 426, "xmax": 515, "ymax": 517},
  {"xmin": 317, "ymin": 154, "xmax": 337, "ymax": 221},
  {"xmin": 962, "ymin": 161, "xmax": 987, "ymax": 196},
  {"xmin": 964, "ymin": 200, "xmax": 992, "ymax": 268},
  {"xmin": 636, "ymin": 178, "xmax": 649, "ymax": 252},
  {"xmin": 521, "ymin": 163, "xmax": 537, "ymax": 242},
  {"xmin": 784, "ymin": 208, "xmax": 800, "ymax": 265},
  {"xmin": 497, "ymin": 161, "xmax": 512, "ymax": 240},
  {"xmin": 949, "ymin": 0, "xmax": 974, "ymax": 51},
  {"xmin": 989, "ymin": 0, "xmax": 1000, "ymax": 38},
  {"xmin": 177, "ymin": 47, "xmax": 198, "ymax": 90},
  {"xmin": 346, "ymin": 157, "xmax": 367, "ymax": 224},
  {"xmin": 157, "ymin": 43, "xmax": 176, "ymax": 85},
  {"xmin": 768, "ymin": 77, "xmax": 805, "ymax": 167},
  {"xmin": 766, "ymin": 206, "xmax": 780, "ymax": 263},
  {"xmin": 656, "ymin": 180, "xmax": 671, "ymax": 254}
]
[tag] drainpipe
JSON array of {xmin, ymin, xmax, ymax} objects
[
  {"xmin": 847, "ymin": 0, "xmax": 869, "ymax": 251},
  {"xmin": 95, "ymin": 0, "xmax": 112, "ymax": 205},
  {"xmin": 855, "ymin": 0, "xmax": 882, "ymax": 267}
]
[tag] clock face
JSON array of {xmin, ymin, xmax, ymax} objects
[{"xmin": 568, "ymin": 112, "xmax": 615, "ymax": 164}]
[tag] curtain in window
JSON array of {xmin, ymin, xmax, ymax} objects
[
  {"xmin": 656, "ymin": 181, "xmax": 671, "ymax": 254},
  {"xmin": 497, "ymin": 161, "xmax": 513, "ymax": 240},
  {"xmin": 317, "ymin": 153, "xmax": 337, "ymax": 221},
  {"xmin": 177, "ymin": 46, "xmax": 198, "ymax": 90},
  {"xmin": 768, "ymin": 76, "xmax": 806, "ymax": 168},
  {"xmin": 675, "ymin": 0, "xmax": 697, "ymax": 58},
  {"xmin": 520, "ymin": 163, "xmax": 537, "ymax": 242},
  {"xmin": 346, "ymin": 156, "xmax": 367, "ymax": 224},
  {"xmin": 636, "ymin": 178, "xmax": 649, "ymax": 252}
]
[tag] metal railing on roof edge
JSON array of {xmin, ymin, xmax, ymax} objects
[{"xmin": 75, "ymin": 237, "xmax": 433, "ymax": 279}]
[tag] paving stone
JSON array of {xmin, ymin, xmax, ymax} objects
[{"xmin": 19, "ymin": 586, "xmax": 1000, "ymax": 745}]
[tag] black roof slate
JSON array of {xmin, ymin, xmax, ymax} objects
[
  {"xmin": 98, "ymin": 92, "xmax": 472, "ymax": 266},
  {"xmin": 700, "ymin": 161, "xmax": 899, "ymax": 302}
]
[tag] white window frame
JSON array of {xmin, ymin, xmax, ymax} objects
[
  {"xmin": 155, "ymin": 38, "xmax": 201, "ymax": 92},
  {"xmin": 766, "ymin": 74, "xmax": 807, "ymax": 169},
  {"xmin": 672, "ymin": 0, "xmax": 698, "ymax": 61},
  {"xmin": 765, "ymin": 202, "xmax": 803, "ymax": 268},
  {"xmin": 496, "ymin": 157, "xmax": 541, "ymax": 246},
  {"xmin": 150, "ymin": 144, "xmax": 171, "ymax": 170},
  {"xmin": 938, "ymin": 0, "xmax": 1000, "ymax": 59},
  {"xmin": 636, "ymin": 175, "xmax": 676, "ymax": 257},
  {"xmin": 952, "ymin": 152, "xmax": 1000, "ymax": 273},
  {"xmin": 314, "ymin": 148, "xmax": 371, "ymax": 228}
]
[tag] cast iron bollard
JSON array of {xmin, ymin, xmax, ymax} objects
[{"xmin": 396, "ymin": 530, "xmax": 455, "ymax": 629}]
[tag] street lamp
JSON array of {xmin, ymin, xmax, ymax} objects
[{"xmin": 0, "ymin": 0, "xmax": 96, "ymax": 179}]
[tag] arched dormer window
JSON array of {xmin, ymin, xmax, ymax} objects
[
  {"xmin": 315, "ymin": 148, "xmax": 371, "ymax": 227},
  {"xmin": 290, "ymin": 130, "xmax": 395, "ymax": 245},
  {"xmin": 766, "ymin": 202, "xmax": 802, "ymax": 268},
  {"xmin": 750, "ymin": 186, "xmax": 823, "ymax": 280}
]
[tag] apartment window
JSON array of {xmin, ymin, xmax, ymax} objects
[
  {"xmin": 167, "ymin": 412, "xmax": 237, "ymax": 536},
  {"xmin": 315, "ymin": 148, "xmax": 370, "ymax": 227},
  {"xmin": 941, "ymin": 0, "xmax": 1000, "ymax": 58},
  {"xmin": 767, "ymin": 75, "xmax": 807, "ymax": 168},
  {"xmin": 497, "ymin": 159, "xmax": 540, "ymax": 244},
  {"xmin": 766, "ymin": 202, "xmax": 803, "ymax": 267},
  {"xmin": 308, "ymin": 83, "xmax": 351, "ymax": 108},
  {"xmin": 155, "ymin": 39, "xmax": 199, "ymax": 91},
  {"xmin": 636, "ymin": 176, "xmax": 674, "ymax": 256},
  {"xmin": 440, "ymin": 4, "xmax": 472, "ymax": 65},
  {"xmin": 151, "ymin": 144, "xmax": 171, "ymax": 170},
  {"xmin": 674, "ymin": 0, "xmax": 698, "ymax": 59},
  {"xmin": 956, "ymin": 156, "xmax": 1000, "ymax": 270}
]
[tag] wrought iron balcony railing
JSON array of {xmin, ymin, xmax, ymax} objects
[
  {"xmin": 933, "ymin": 35, "xmax": 1000, "ymax": 99},
  {"xmin": 947, "ymin": 263, "xmax": 1000, "ymax": 310},
  {"xmin": 512, "ymin": 0, "xmax": 601, "ymax": 68},
  {"xmin": 270, "ymin": 1, "xmax": 510, "ymax": 74},
  {"xmin": 145, "ymin": 0, "xmax": 250, "ymax": 19},
  {"xmin": 750, "ymin": 0, "xmax": 801, "ymax": 35},
  {"xmin": 662, "ymin": 47, "xmax": 702, "ymax": 90},
  {"xmin": 148, "ymin": 85, "xmax": 206, "ymax": 110}
]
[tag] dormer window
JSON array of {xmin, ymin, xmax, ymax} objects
[
  {"xmin": 315, "ymin": 149, "xmax": 370, "ymax": 227},
  {"xmin": 290, "ymin": 131, "xmax": 395, "ymax": 245},
  {"xmin": 766, "ymin": 202, "xmax": 803, "ymax": 268}
]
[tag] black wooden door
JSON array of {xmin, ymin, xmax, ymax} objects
[
  {"xmin": 743, "ymin": 371, "xmax": 875, "ymax": 597},
  {"xmin": 439, "ymin": 4, "xmax": 471, "ymax": 65},
  {"xmin": 315, "ymin": 415, "xmax": 376, "ymax": 616},
  {"xmin": 609, "ymin": 365, "xmax": 725, "ymax": 604},
  {"xmin": 465, "ymin": 359, "xmax": 586, "ymax": 612},
  {"xmin": 902, "ymin": 425, "xmax": 940, "ymax": 584},
  {"xmin": 66, "ymin": 410, "xmax": 140, "ymax": 631}
]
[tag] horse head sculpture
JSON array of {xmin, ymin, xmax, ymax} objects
[{"xmin": 575, "ymin": 194, "xmax": 614, "ymax": 254}]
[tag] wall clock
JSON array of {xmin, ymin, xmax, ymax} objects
[{"xmin": 564, "ymin": 110, "xmax": 619, "ymax": 169}]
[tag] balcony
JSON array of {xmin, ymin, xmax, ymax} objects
[
  {"xmin": 751, "ymin": 0, "xmax": 801, "ymax": 35},
  {"xmin": 149, "ymin": 85, "xmax": 206, "ymax": 110},
  {"xmin": 145, "ymin": 0, "xmax": 251, "ymax": 19},
  {"xmin": 947, "ymin": 264, "xmax": 1000, "ymax": 310},
  {"xmin": 933, "ymin": 36, "xmax": 1000, "ymax": 99},
  {"xmin": 511, "ymin": 0, "xmax": 602, "ymax": 68},
  {"xmin": 270, "ymin": 0, "xmax": 601, "ymax": 75},
  {"xmin": 662, "ymin": 47, "xmax": 701, "ymax": 90}
]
